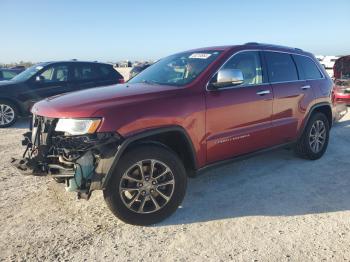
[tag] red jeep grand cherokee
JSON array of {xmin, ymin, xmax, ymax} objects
[{"xmin": 14, "ymin": 43, "xmax": 335, "ymax": 225}]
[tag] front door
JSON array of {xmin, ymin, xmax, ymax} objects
[
  {"xmin": 205, "ymin": 51, "xmax": 273, "ymax": 164},
  {"xmin": 23, "ymin": 63, "xmax": 73, "ymax": 110}
]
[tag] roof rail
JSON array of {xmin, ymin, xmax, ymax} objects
[
  {"xmin": 244, "ymin": 42, "xmax": 303, "ymax": 51},
  {"xmin": 244, "ymin": 42, "xmax": 260, "ymax": 45}
]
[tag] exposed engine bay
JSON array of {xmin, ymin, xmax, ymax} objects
[{"xmin": 12, "ymin": 115, "xmax": 122, "ymax": 199}]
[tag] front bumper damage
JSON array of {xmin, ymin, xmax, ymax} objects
[{"xmin": 12, "ymin": 115, "xmax": 123, "ymax": 199}]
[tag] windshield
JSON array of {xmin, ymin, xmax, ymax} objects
[
  {"xmin": 128, "ymin": 50, "xmax": 222, "ymax": 86},
  {"xmin": 11, "ymin": 64, "xmax": 46, "ymax": 82}
]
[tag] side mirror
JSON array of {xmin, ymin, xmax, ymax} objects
[
  {"xmin": 208, "ymin": 69, "xmax": 244, "ymax": 90},
  {"xmin": 35, "ymin": 75, "xmax": 45, "ymax": 82}
]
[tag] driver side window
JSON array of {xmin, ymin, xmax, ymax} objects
[
  {"xmin": 222, "ymin": 51, "xmax": 263, "ymax": 86},
  {"xmin": 39, "ymin": 65, "xmax": 69, "ymax": 82}
]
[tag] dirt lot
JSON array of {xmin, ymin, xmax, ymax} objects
[{"xmin": 0, "ymin": 112, "xmax": 350, "ymax": 261}]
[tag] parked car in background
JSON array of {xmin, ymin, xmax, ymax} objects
[
  {"xmin": 320, "ymin": 56, "xmax": 339, "ymax": 69},
  {"xmin": 0, "ymin": 68, "xmax": 24, "ymax": 81},
  {"xmin": 0, "ymin": 61, "xmax": 124, "ymax": 127},
  {"xmin": 333, "ymin": 55, "xmax": 350, "ymax": 105},
  {"xmin": 118, "ymin": 61, "xmax": 132, "ymax": 67},
  {"xmin": 13, "ymin": 43, "xmax": 335, "ymax": 225},
  {"xmin": 315, "ymin": 55, "xmax": 324, "ymax": 63},
  {"xmin": 10, "ymin": 65, "xmax": 26, "ymax": 70},
  {"xmin": 129, "ymin": 63, "xmax": 151, "ymax": 79}
]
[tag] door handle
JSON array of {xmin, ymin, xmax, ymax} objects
[
  {"xmin": 256, "ymin": 90, "xmax": 271, "ymax": 96},
  {"xmin": 301, "ymin": 85, "xmax": 311, "ymax": 90}
]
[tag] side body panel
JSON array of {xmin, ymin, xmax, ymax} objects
[{"xmin": 205, "ymin": 84, "xmax": 273, "ymax": 163}]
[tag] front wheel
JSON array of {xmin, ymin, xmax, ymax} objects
[
  {"xmin": 104, "ymin": 144, "xmax": 187, "ymax": 225},
  {"xmin": 295, "ymin": 112, "xmax": 330, "ymax": 160}
]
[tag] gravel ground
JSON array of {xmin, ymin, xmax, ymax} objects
[{"xmin": 1, "ymin": 112, "xmax": 350, "ymax": 261}]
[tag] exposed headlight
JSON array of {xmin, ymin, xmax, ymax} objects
[{"xmin": 55, "ymin": 118, "xmax": 101, "ymax": 136}]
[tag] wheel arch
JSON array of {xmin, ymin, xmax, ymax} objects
[
  {"xmin": 299, "ymin": 102, "xmax": 333, "ymax": 138},
  {"xmin": 0, "ymin": 96, "xmax": 24, "ymax": 116},
  {"xmin": 101, "ymin": 126, "xmax": 197, "ymax": 188}
]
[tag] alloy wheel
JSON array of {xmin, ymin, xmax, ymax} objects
[
  {"xmin": 308, "ymin": 120, "xmax": 326, "ymax": 153},
  {"xmin": 119, "ymin": 159, "xmax": 175, "ymax": 214},
  {"xmin": 0, "ymin": 104, "xmax": 15, "ymax": 126}
]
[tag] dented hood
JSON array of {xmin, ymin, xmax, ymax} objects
[{"xmin": 32, "ymin": 83, "xmax": 181, "ymax": 118}]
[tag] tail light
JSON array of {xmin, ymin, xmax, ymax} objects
[{"xmin": 118, "ymin": 78, "xmax": 125, "ymax": 84}]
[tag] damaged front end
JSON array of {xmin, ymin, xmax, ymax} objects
[{"xmin": 12, "ymin": 115, "xmax": 123, "ymax": 199}]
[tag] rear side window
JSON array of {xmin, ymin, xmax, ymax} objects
[
  {"xmin": 74, "ymin": 64, "xmax": 97, "ymax": 81},
  {"xmin": 264, "ymin": 52, "xmax": 298, "ymax": 83},
  {"xmin": 99, "ymin": 65, "xmax": 112, "ymax": 77},
  {"xmin": 97, "ymin": 64, "xmax": 122, "ymax": 79},
  {"xmin": 293, "ymin": 55, "xmax": 323, "ymax": 80}
]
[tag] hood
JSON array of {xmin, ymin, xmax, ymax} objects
[{"xmin": 32, "ymin": 83, "xmax": 181, "ymax": 118}]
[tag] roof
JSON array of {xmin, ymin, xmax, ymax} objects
[
  {"xmin": 36, "ymin": 60, "xmax": 112, "ymax": 66},
  {"xmin": 184, "ymin": 42, "xmax": 306, "ymax": 54}
]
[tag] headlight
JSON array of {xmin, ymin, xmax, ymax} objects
[{"xmin": 55, "ymin": 118, "xmax": 101, "ymax": 136}]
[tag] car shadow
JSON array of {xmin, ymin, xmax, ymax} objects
[
  {"xmin": 8, "ymin": 117, "xmax": 30, "ymax": 129},
  {"xmin": 159, "ymin": 117, "xmax": 350, "ymax": 226}
]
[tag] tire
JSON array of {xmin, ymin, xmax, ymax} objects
[
  {"xmin": 0, "ymin": 100, "xmax": 18, "ymax": 128},
  {"xmin": 104, "ymin": 143, "xmax": 187, "ymax": 225},
  {"xmin": 295, "ymin": 112, "xmax": 330, "ymax": 160}
]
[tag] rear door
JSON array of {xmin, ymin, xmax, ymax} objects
[
  {"xmin": 71, "ymin": 63, "xmax": 120, "ymax": 90},
  {"xmin": 263, "ymin": 51, "xmax": 314, "ymax": 145},
  {"xmin": 95, "ymin": 64, "xmax": 123, "ymax": 86},
  {"xmin": 71, "ymin": 63, "xmax": 99, "ymax": 90},
  {"xmin": 205, "ymin": 50, "xmax": 273, "ymax": 164}
]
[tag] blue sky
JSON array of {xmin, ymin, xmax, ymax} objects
[{"xmin": 1, "ymin": 0, "xmax": 349, "ymax": 63}]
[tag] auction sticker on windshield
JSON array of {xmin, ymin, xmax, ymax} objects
[{"xmin": 189, "ymin": 53, "xmax": 212, "ymax": 59}]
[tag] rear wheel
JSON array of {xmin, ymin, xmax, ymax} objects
[
  {"xmin": 0, "ymin": 100, "xmax": 18, "ymax": 128},
  {"xmin": 295, "ymin": 112, "xmax": 330, "ymax": 160},
  {"xmin": 104, "ymin": 144, "xmax": 187, "ymax": 225}
]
